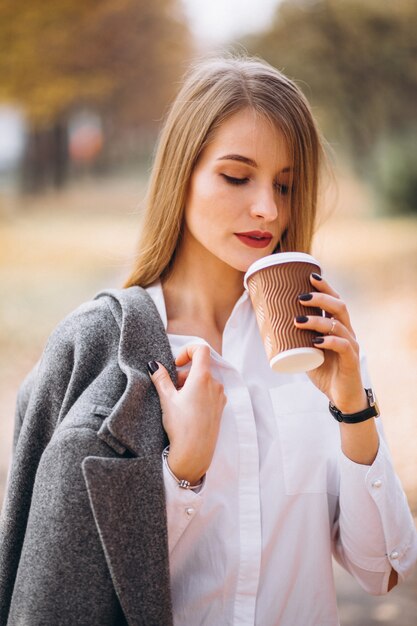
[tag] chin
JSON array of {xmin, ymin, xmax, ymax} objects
[{"xmin": 236, "ymin": 251, "xmax": 274, "ymax": 273}]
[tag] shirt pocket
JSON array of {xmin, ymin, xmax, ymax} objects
[{"xmin": 269, "ymin": 382, "xmax": 341, "ymax": 496}]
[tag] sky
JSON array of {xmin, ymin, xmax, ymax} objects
[{"xmin": 181, "ymin": 0, "xmax": 281, "ymax": 47}]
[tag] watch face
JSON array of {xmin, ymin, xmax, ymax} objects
[{"xmin": 366, "ymin": 388, "xmax": 380, "ymax": 418}]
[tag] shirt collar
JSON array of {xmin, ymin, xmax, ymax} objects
[{"xmin": 145, "ymin": 281, "xmax": 168, "ymax": 330}]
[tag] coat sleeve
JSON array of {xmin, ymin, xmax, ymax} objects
[
  {"xmin": 12, "ymin": 363, "xmax": 39, "ymax": 452},
  {"xmin": 0, "ymin": 298, "xmax": 120, "ymax": 625}
]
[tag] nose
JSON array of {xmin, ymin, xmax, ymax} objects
[{"xmin": 249, "ymin": 186, "xmax": 278, "ymax": 222}]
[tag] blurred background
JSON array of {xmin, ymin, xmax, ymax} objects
[{"xmin": 0, "ymin": 1, "xmax": 416, "ymax": 623}]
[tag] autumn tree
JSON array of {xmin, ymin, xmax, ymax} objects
[
  {"xmin": 246, "ymin": 0, "xmax": 417, "ymax": 212},
  {"xmin": 0, "ymin": 0, "xmax": 192, "ymax": 191}
]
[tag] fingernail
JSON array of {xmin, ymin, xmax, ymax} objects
[
  {"xmin": 311, "ymin": 272, "xmax": 322, "ymax": 281},
  {"xmin": 312, "ymin": 336, "xmax": 324, "ymax": 344},
  {"xmin": 147, "ymin": 360, "xmax": 159, "ymax": 375},
  {"xmin": 295, "ymin": 315, "xmax": 309, "ymax": 323},
  {"xmin": 298, "ymin": 293, "xmax": 313, "ymax": 301}
]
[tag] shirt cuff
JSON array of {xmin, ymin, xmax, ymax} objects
[
  {"xmin": 339, "ymin": 435, "xmax": 417, "ymax": 583},
  {"xmin": 162, "ymin": 458, "xmax": 205, "ymax": 554}
]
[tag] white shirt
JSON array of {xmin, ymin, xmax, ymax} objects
[{"xmin": 146, "ymin": 282, "xmax": 417, "ymax": 626}]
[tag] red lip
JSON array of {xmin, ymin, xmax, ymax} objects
[{"xmin": 235, "ymin": 230, "xmax": 273, "ymax": 249}]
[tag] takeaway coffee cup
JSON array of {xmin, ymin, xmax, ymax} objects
[{"xmin": 243, "ymin": 252, "xmax": 325, "ymax": 373}]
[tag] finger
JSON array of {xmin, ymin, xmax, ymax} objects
[
  {"xmin": 294, "ymin": 315, "xmax": 355, "ymax": 343},
  {"xmin": 176, "ymin": 369, "xmax": 190, "ymax": 389},
  {"xmin": 175, "ymin": 343, "xmax": 211, "ymax": 368},
  {"xmin": 147, "ymin": 361, "xmax": 176, "ymax": 398},
  {"xmin": 298, "ymin": 292, "xmax": 354, "ymax": 334},
  {"xmin": 175, "ymin": 345, "xmax": 213, "ymax": 388},
  {"xmin": 310, "ymin": 273, "xmax": 340, "ymax": 299},
  {"xmin": 311, "ymin": 335, "xmax": 359, "ymax": 365}
]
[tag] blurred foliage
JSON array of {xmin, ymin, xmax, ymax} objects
[
  {"xmin": 0, "ymin": 0, "xmax": 191, "ymax": 127},
  {"xmin": 372, "ymin": 130, "xmax": 417, "ymax": 216},
  {"xmin": 246, "ymin": 0, "xmax": 417, "ymax": 214},
  {"xmin": 0, "ymin": 0, "xmax": 192, "ymax": 192}
]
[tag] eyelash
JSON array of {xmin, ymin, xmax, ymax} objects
[
  {"xmin": 222, "ymin": 174, "xmax": 249, "ymax": 186},
  {"xmin": 276, "ymin": 184, "xmax": 290, "ymax": 196},
  {"xmin": 222, "ymin": 174, "xmax": 291, "ymax": 196}
]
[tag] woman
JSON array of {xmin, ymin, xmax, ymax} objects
[{"xmin": 1, "ymin": 56, "xmax": 416, "ymax": 625}]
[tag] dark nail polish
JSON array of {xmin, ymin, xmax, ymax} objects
[
  {"xmin": 147, "ymin": 360, "xmax": 159, "ymax": 375},
  {"xmin": 312, "ymin": 336, "xmax": 324, "ymax": 344},
  {"xmin": 311, "ymin": 272, "xmax": 322, "ymax": 281},
  {"xmin": 298, "ymin": 293, "xmax": 313, "ymax": 301},
  {"xmin": 295, "ymin": 315, "xmax": 309, "ymax": 323}
]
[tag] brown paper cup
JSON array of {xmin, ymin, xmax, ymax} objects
[{"xmin": 244, "ymin": 252, "xmax": 324, "ymax": 373}]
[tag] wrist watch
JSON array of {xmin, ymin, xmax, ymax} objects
[{"xmin": 329, "ymin": 388, "xmax": 380, "ymax": 424}]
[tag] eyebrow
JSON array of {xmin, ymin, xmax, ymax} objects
[
  {"xmin": 217, "ymin": 154, "xmax": 257, "ymax": 167},
  {"xmin": 217, "ymin": 154, "xmax": 292, "ymax": 173}
]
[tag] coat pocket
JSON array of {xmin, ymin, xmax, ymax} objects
[
  {"xmin": 269, "ymin": 382, "xmax": 341, "ymax": 496},
  {"xmin": 92, "ymin": 404, "xmax": 113, "ymax": 418}
]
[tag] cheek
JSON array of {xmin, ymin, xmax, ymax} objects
[
  {"xmin": 185, "ymin": 174, "xmax": 230, "ymax": 228},
  {"xmin": 186, "ymin": 171, "xmax": 211, "ymax": 218},
  {"xmin": 188, "ymin": 171, "xmax": 230, "ymax": 207},
  {"xmin": 279, "ymin": 198, "xmax": 291, "ymax": 230}
]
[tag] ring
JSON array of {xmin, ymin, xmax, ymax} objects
[{"xmin": 328, "ymin": 317, "xmax": 336, "ymax": 335}]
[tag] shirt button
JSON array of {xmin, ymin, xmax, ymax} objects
[
  {"xmin": 389, "ymin": 550, "xmax": 399, "ymax": 560},
  {"xmin": 372, "ymin": 479, "xmax": 382, "ymax": 488},
  {"xmin": 185, "ymin": 507, "xmax": 195, "ymax": 517}
]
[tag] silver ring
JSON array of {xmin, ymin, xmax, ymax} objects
[{"xmin": 328, "ymin": 317, "xmax": 336, "ymax": 335}]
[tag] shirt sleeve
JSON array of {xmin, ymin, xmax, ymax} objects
[
  {"xmin": 162, "ymin": 457, "xmax": 206, "ymax": 554},
  {"xmin": 333, "ymin": 424, "xmax": 417, "ymax": 595}
]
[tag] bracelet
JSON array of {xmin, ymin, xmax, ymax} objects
[{"xmin": 162, "ymin": 446, "xmax": 204, "ymax": 490}]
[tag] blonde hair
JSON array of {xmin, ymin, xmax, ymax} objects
[{"xmin": 125, "ymin": 55, "xmax": 325, "ymax": 288}]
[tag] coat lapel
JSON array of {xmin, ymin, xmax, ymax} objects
[
  {"xmin": 95, "ymin": 286, "xmax": 175, "ymax": 457},
  {"xmin": 84, "ymin": 287, "xmax": 176, "ymax": 623},
  {"xmin": 82, "ymin": 454, "xmax": 173, "ymax": 626}
]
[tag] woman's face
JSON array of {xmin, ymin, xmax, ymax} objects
[{"xmin": 181, "ymin": 108, "xmax": 292, "ymax": 275}]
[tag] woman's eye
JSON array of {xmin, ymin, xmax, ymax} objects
[
  {"xmin": 275, "ymin": 183, "xmax": 290, "ymax": 196},
  {"xmin": 222, "ymin": 174, "xmax": 249, "ymax": 186}
]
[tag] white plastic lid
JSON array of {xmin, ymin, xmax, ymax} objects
[
  {"xmin": 243, "ymin": 252, "xmax": 321, "ymax": 289},
  {"xmin": 270, "ymin": 347, "xmax": 324, "ymax": 373}
]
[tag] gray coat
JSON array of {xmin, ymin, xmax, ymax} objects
[{"xmin": 0, "ymin": 287, "xmax": 176, "ymax": 625}]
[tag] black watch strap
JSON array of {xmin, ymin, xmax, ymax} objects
[{"xmin": 329, "ymin": 388, "xmax": 380, "ymax": 424}]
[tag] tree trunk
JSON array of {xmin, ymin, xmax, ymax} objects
[{"xmin": 21, "ymin": 120, "xmax": 69, "ymax": 194}]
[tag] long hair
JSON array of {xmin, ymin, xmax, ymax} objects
[{"xmin": 124, "ymin": 55, "xmax": 325, "ymax": 288}]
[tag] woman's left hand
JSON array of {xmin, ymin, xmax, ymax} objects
[{"xmin": 294, "ymin": 273, "xmax": 368, "ymax": 414}]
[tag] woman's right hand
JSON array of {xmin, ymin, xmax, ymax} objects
[{"xmin": 148, "ymin": 345, "xmax": 226, "ymax": 485}]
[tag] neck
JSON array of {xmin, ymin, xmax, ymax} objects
[{"xmin": 162, "ymin": 244, "xmax": 244, "ymax": 335}]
